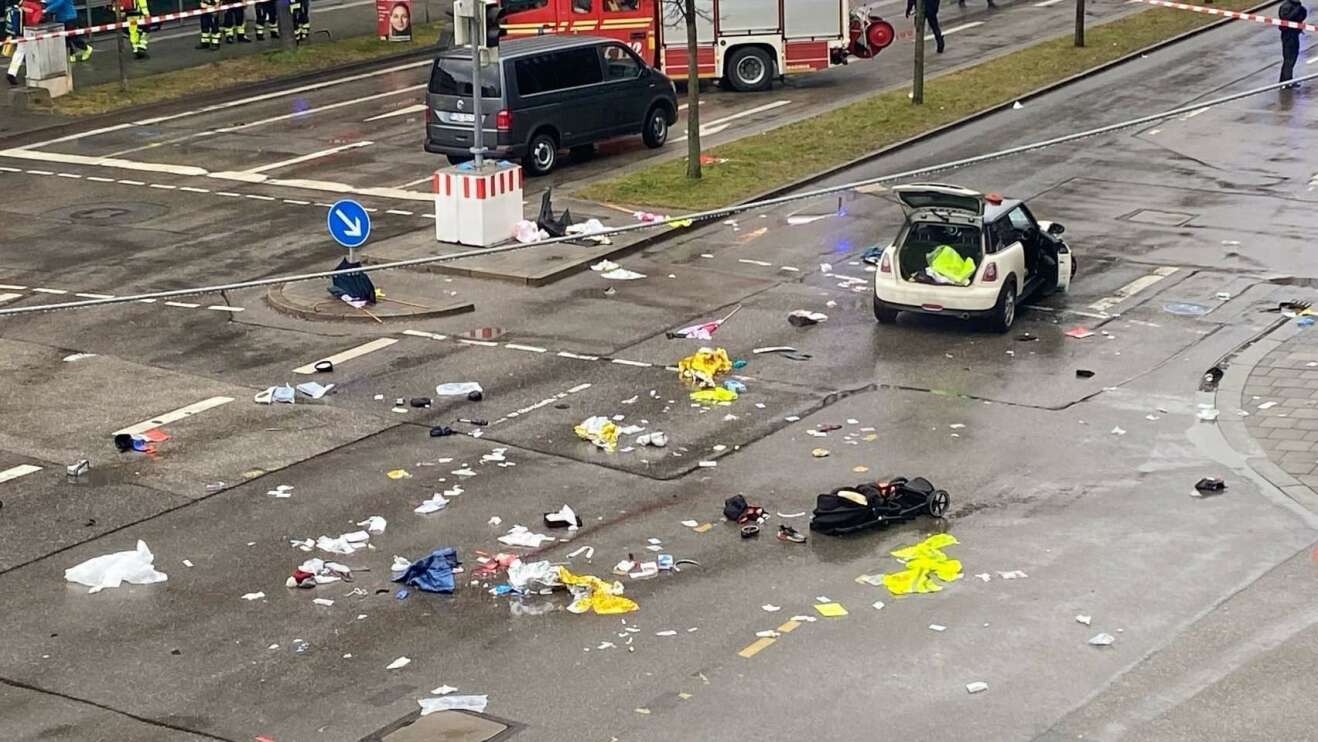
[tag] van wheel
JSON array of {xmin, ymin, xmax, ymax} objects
[
  {"xmin": 569, "ymin": 144, "xmax": 595, "ymax": 163},
  {"xmin": 873, "ymin": 296, "xmax": 899, "ymax": 324},
  {"xmin": 642, "ymin": 105, "xmax": 669, "ymax": 148},
  {"xmin": 524, "ymin": 131, "xmax": 558, "ymax": 176},
  {"xmin": 445, "ymin": 154, "xmax": 471, "ymax": 166},
  {"xmin": 726, "ymin": 47, "xmax": 772, "ymax": 92},
  {"xmin": 988, "ymin": 281, "xmax": 1017, "ymax": 333}
]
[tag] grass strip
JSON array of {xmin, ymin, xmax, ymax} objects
[
  {"xmin": 45, "ymin": 21, "xmax": 444, "ymax": 117},
  {"xmin": 577, "ymin": 0, "xmax": 1259, "ymax": 211}
]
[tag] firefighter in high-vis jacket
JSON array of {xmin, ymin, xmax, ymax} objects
[
  {"xmin": 253, "ymin": 0, "xmax": 276, "ymax": 39},
  {"xmin": 222, "ymin": 0, "xmax": 249, "ymax": 43},
  {"xmin": 196, "ymin": 0, "xmax": 219, "ymax": 49},
  {"xmin": 291, "ymin": 0, "xmax": 309, "ymax": 41},
  {"xmin": 122, "ymin": 0, "xmax": 149, "ymax": 59}
]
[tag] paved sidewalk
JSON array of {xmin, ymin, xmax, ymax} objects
[{"xmin": 1242, "ymin": 323, "xmax": 1318, "ymax": 488}]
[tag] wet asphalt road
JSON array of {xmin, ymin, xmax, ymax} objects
[{"xmin": 2, "ymin": 7, "xmax": 1318, "ymax": 742}]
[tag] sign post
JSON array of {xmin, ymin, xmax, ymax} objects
[{"xmin": 469, "ymin": 12, "xmax": 484, "ymax": 169}]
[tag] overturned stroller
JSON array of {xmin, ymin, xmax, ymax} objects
[{"xmin": 809, "ymin": 477, "xmax": 949, "ymax": 535}]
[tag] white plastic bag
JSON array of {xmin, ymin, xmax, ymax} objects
[
  {"xmin": 65, "ymin": 540, "xmax": 168, "ymax": 594},
  {"xmin": 419, "ymin": 694, "xmax": 488, "ymax": 715},
  {"xmin": 436, "ymin": 382, "xmax": 483, "ymax": 396}
]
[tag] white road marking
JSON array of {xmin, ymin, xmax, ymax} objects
[
  {"xmin": 149, "ymin": 183, "xmax": 177, "ymax": 189},
  {"xmin": 0, "ymin": 165, "xmax": 20, "ymax": 172},
  {"xmin": 215, "ymin": 192, "xmax": 242, "ymax": 197},
  {"xmin": 394, "ymin": 175, "xmax": 436, "ymax": 190},
  {"xmin": 385, "ymin": 209, "xmax": 414, "ymax": 216},
  {"xmin": 26, "ymin": 169, "xmax": 53, "ymax": 175},
  {"xmin": 113, "ymin": 396, "xmax": 235, "ymax": 436},
  {"xmin": 244, "ymin": 194, "xmax": 277, "ymax": 201},
  {"xmin": 74, "ymin": 292, "xmax": 114, "ymax": 299},
  {"xmin": 457, "ymin": 338, "xmax": 499, "ymax": 347},
  {"xmin": 558, "ymin": 351, "xmax": 600, "ymax": 361},
  {"xmin": 0, "ymin": 292, "xmax": 22, "ymax": 304},
  {"xmin": 0, "ymin": 284, "xmax": 26, "ymax": 290},
  {"xmin": 56, "ymin": 172, "xmax": 81, "ymax": 179},
  {"xmin": 673, "ymin": 100, "xmax": 792, "ymax": 143},
  {"xmin": 235, "ymin": 141, "xmax": 374, "ymax": 175},
  {"xmin": 363, "ymin": 103, "xmax": 428, "ymax": 122},
  {"xmin": 403, "ymin": 329, "xmax": 448, "ymax": 340},
  {"xmin": 1033, "ymin": 0, "xmax": 1064, "ymax": 6},
  {"xmin": 213, "ymin": 86, "xmax": 427, "ymax": 135},
  {"xmin": 164, "ymin": 300, "xmax": 200, "ymax": 308},
  {"xmin": 33, "ymin": 288, "xmax": 67, "ymax": 295},
  {"xmin": 928, "ymin": 21, "xmax": 982, "ymax": 40},
  {"xmin": 739, "ymin": 258, "xmax": 773, "ymax": 266},
  {"xmin": 293, "ymin": 337, "xmax": 398, "ymax": 374},
  {"xmin": 0, "ymin": 148, "xmax": 206, "ymax": 176},
  {"xmin": 505, "ymin": 343, "xmax": 546, "ymax": 353},
  {"xmin": 1307, "ymin": 56, "xmax": 1318, "ymax": 65},
  {"xmin": 0, "ymin": 464, "xmax": 42, "ymax": 483},
  {"xmin": 87, "ymin": 176, "xmax": 115, "ymax": 182},
  {"xmin": 179, "ymin": 186, "xmax": 210, "ymax": 193},
  {"xmin": 207, "ymin": 305, "xmax": 244, "ymax": 312},
  {"xmin": 283, "ymin": 199, "xmax": 311, "ymax": 205},
  {"xmin": 118, "ymin": 179, "xmax": 146, "ymax": 185},
  {"xmin": 611, "ymin": 358, "xmax": 652, "ymax": 367},
  {"xmin": 1089, "ymin": 266, "xmax": 1179, "ymax": 312}
]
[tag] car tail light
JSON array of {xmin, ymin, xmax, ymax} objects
[
  {"xmin": 495, "ymin": 109, "xmax": 512, "ymax": 131},
  {"xmin": 983, "ymin": 262, "xmax": 998, "ymax": 283},
  {"xmin": 879, "ymin": 251, "xmax": 892, "ymax": 274}
]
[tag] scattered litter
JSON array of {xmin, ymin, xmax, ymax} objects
[
  {"xmin": 64, "ymin": 540, "xmax": 168, "ymax": 594},
  {"xmin": 698, "ymin": 460, "xmax": 718, "ymax": 468},
  {"xmin": 417, "ymin": 693, "xmax": 488, "ymax": 714},
  {"xmin": 451, "ymin": 467, "xmax": 477, "ymax": 478},
  {"xmin": 1258, "ymin": 401, "xmax": 1278, "ymax": 410},
  {"xmin": 296, "ymin": 382, "xmax": 334, "ymax": 400},
  {"xmin": 787, "ymin": 310, "xmax": 828, "ymax": 327},
  {"xmin": 568, "ymin": 545, "xmax": 595, "ymax": 559},
  {"xmin": 655, "ymin": 630, "xmax": 678, "ymax": 637},
  {"xmin": 677, "ymin": 347, "xmax": 733, "ymax": 388},
  {"xmin": 488, "ymin": 516, "xmax": 503, "ymax": 527},
  {"xmin": 566, "ymin": 218, "xmax": 612, "ymax": 244},
  {"xmin": 681, "ymin": 520, "xmax": 700, "ymax": 527},
  {"xmin": 498, "ymin": 525, "xmax": 555, "ymax": 548},
  {"xmin": 394, "ymin": 547, "xmax": 460, "ymax": 593},
  {"xmin": 815, "ymin": 602, "xmax": 848, "ymax": 617},
  {"xmin": 431, "ymin": 685, "xmax": 458, "ymax": 696},
  {"xmin": 811, "ymin": 448, "xmax": 830, "ymax": 458},
  {"xmin": 667, "ymin": 306, "xmax": 742, "ymax": 340},
  {"xmin": 966, "ymin": 681, "xmax": 989, "ymax": 694},
  {"xmin": 386, "ymin": 657, "xmax": 412, "ymax": 670},
  {"xmin": 1192, "ymin": 477, "xmax": 1226, "ymax": 497},
  {"xmin": 1012, "ymin": 100, "xmax": 1024, "ymax": 109},
  {"xmin": 514, "ymin": 219, "xmax": 548, "ymax": 243},
  {"xmin": 762, "ymin": 604, "xmax": 781, "ymax": 612},
  {"xmin": 929, "ymin": 624, "xmax": 947, "ymax": 632},
  {"xmin": 357, "ymin": 516, "xmax": 387, "ymax": 534},
  {"xmin": 756, "ymin": 630, "xmax": 781, "ymax": 638},
  {"xmin": 601, "ymin": 268, "xmax": 647, "ymax": 281},
  {"xmin": 882, "ymin": 534, "xmax": 962, "ymax": 596},
  {"xmin": 286, "ymin": 557, "xmax": 351, "ymax": 588},
  {"xmin": 575, "ymin": 416, "xmax": 620, "ymax": 452},
  {"xmin": 1111, "ymin": 426, "xmax": 1126, "ymax": 436},
  {"xmin": 872, "ymin": 601, "xmax": 885, "ymax": 610},
  {"xmin": 1065, "ymin": 327, "xmax": 1095, "ymax": 339},
  {"xmin": 182, "ymin": 559, "xmax": 194, "ymax": 568},
  {"xmin": 241, "ymin": 592, "xmax": 265, "ymax": 601},
  {"xmin": 436, "ymin": 382, "xmax": 483, "ymax": 397},
  {"xmin": 1076, "ymin": 615, "xmax": 1092, "ymax": 625},
  {"xmin": 1216, "ymin": 291, "xmax": 1232, "ymax": 301},
  {"xmin": 415, "ymin": 489, "xmax": 455, "ymax": 514},
  {"xmin": 692, "ymin": 387, "xmax": 738, "ymax": 403},
  {"xmin": 62, "ymin": 352, "xmax": 97, "ymax": 362},
  {"xmin": 998, "ymin": 570, "xmax": 1028, "ymax": 579},
  {"xmin": 387, "ymin": 469, "xmax": 412, "ymax": 480},
  {"xmin": 777, "ymin": 511, "xmax": 806, "ymax": 519},
  {"xmin": 1088, "ymin": 633, "xmax": 1116, "ymax": 647},
  {"xmin": 312, "ymin": 598, "xmax": 334, "ymax": 607},
  {"xmin": 560, "ymin": 567, "xmax": 638, "ymax": 614}
]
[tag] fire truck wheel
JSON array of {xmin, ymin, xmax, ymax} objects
[
  {"xmin": 642, "ymin": 106, "xmax": 669, "ymax": 148},
  {"xmin": 524, "ymin": 130, "xmax": 559, "ymax": 176},
  {"xmin": 726, "ymin": 47, "xmax": 772, "ymax": 93}
]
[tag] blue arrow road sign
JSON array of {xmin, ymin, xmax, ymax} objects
[{"xmin": 327, "ymin": 199, "xmax": 371, "ymax": 248}]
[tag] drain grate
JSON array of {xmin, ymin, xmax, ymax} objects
[{"xmin": 1120, "ymin": 208, "xmax": 1197, "ymax": 227}]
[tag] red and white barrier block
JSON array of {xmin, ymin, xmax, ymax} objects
[{"xmin": 433, "ymin": 163, "xmax": 524, "ymax": 247}]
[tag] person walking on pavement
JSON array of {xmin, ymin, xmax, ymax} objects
[
  {"xmin": 223, "ymin": 0, "xmax": 250, "ymax": 43},
  {"xmin": 3, "ymin": 0, "xmax": 25, "ymax": 85},
  {"xmin": 122, "ymin": 0, "xmax": 150, "ymax": 59},
  {"xmin": 253, "ymin": 0, "xmax": 277, "ymax": 40},
  {"xmin": 1278, "ymin": 0, "xmax": 1307, "ymax": 86},
  {"xmin": 43, "ymin": 0, "xmax": 90, "ymax": 63},
  {"xmin": 196, "ymin": 0, "xmax": 220, "ymax": 49},
  {"xmin": 292, "ymin": 0, "xmax": 310, "ymax": 42},
  {"xmin": 907, "ymin": 0, "xmax": 944, "ymax": 53}
]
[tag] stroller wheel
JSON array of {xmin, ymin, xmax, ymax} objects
[{"xmin": 927, "ymin": 490, "xmax": 950, "ymax": 517}]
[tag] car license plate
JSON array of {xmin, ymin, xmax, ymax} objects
[{"xmin": 450, "ymin": 112, "xmax": 475, "ymax": 123}]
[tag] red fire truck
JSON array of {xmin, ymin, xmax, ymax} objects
[{"xmin": 500, "ymin": 0, "xmax": 895, "ymax": 92}]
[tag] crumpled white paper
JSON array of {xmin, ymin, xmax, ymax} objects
[
  {"xmin": 419, "ymin": 694, "xmax": 488, "ymax": 715},
  {"xmin": 65, "ymin": 540, "xmax": 168, "ymax": 594},
  {"xmin": 497, "ymin": 525, "xmax": 555, "ymax": 548},
  {"xmin": 507, "ymin": 559, "xmax": 559, "ymax": 592},
  {"xmin": 436, "ymin": 382, "xmax": 483, "ymax": 396}
]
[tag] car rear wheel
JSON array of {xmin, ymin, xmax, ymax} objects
[
  {"xmin": 725, "ymin": 47, "xmax": 772, "ymax": 92},
  {"xmin": 642, "ymin": 106, "xmax": 669, "ymax": 148},
  {"xmin": 873, "ymin": 296, "xmax": 899, "ymax": 324},
  {"xmin": 524, "ymin": 131, "xmax": 558, "ymax": 176},
  {"xmin": 988, "ymin": 281, "xmax": 1017, "ymax": 333}
]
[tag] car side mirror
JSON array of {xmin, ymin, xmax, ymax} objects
[{"xmin": 1046, "ymin": 222, "xmax": 1065, "ymax": 236}]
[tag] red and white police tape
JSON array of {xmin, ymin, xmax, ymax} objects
[
  {"xmin": 1134, "ymin": 0, "xmax": 1317, "ymax": 32},
  {"xmin": 9, "ymin": 0, "xmax": 255, "ymax": 44}
]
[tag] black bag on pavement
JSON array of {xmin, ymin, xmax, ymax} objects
[{"xmin": 809, "ymin": 477, "xmax": 949, "ymax": 535}]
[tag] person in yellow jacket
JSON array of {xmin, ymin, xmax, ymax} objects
[
  {"xmin": 196, "ymin": 0, "xmax": 219, "ymax": 49},
  {"xmin": 122, "ymin": 0, "xmax": 149, "ymax": 59}
]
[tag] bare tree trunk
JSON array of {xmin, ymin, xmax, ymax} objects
[
  {"xmin": 684, "ymin": 0, "xmax": 701, "ymax": 180},
  {"xmin": 912, "ymin": 2, "xmax": 925, "ymax": 105},
  {"xmin": 1074, "ymin": 0, "xmax": 1085, "ymax": 47}
]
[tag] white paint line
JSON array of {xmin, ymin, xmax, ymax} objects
[
  {"xmin": 0, "ymin": 148, "xmax": 208, "ymax": 176},
  {"xmin": 164, "ymin": 300, "xmax": 200, "ymax": 308},
  {"xmin": 74, "ymin": 292, "xmax": 114, "ymax": 299},
  {"xmin": 611, "ymin": 358, "xmax": 652, "ymax": 368},
  {"xmin": 0, "ymin": 292, "xmax": 22, "ymax": 304},
  {"xmin": 457, "ymin": 338, "xmax": 500, "ymax": 347},
  {"xmin": 1089, "ymin": 267, "xmax": 1179, "ymax": 312},
  {"xmin": 25, "ymin": 169, "xmax": 53, "ymax": 175},
  {"xmin": 179, "ymin": 186, "xmax": 210, "ymax": 193},
  {"xmin": 1147, "ymin": 128, "xmax": 1161, "ymax": 136},
  {"xmin": 215, "ymin": 192, "xmax": 243, "ymax": 198},
  {"xmin": 394, "ymin": 175, "xmax": 436, "ymax": 190},
  {"xmin": 113, "ymin": 396, "xmax": 235, "ymax": 436},
  {"xmin": 364, "ymin": 103, "xmax": 428, "ymax": 122},
  {"xmin": 558, "ymin": 351, "xmax": 600, "ymax": 361},
  {"xmin": 928, "ymin": 21, "xmax": 982, "ymax": 40},
  {"xmin": 56, "ymin": 172, "xmax": 81, "ymax": 178},
  {"xmin": 504, "ymin": 343, "xmax": 547, "ymax": 353},
  {"xmin": 207, "ymin": 305, "xmax": 244, "ymax": 312},
  {"xmin": 149, "ymin": 183, "xmax": 177, "ymax": 190},
  {"xmin": 1307, "ymin": 56, "xmax": 1318, "ymax": 65},
  {"xmin": 240, "ymin": 141, "xmax": 374, "ymax": 175},
  {"xmin": 213, "ymin": 85, "xmax": 427, "ymax": 135},
  {"xmin": 1033, "ymin": 0, "xmax": 1063, "ymax": 6},
  {"xmin": 0, "ymin": 165, "xmax": 21, "ymax": 172},
  {"xmin": 673, "ymin": 100, "xmax": 792, "ymax": 143},
  {"xmin": 118, "ymin": 179, "xmax": 146, "ymax": 185},
  {"xmin": 738, "ymin": 258, "xmax": 773, "ymax": 266},
  {"xmin": 86, "ymin": 176, "xmax": 116, "ymax": 182},
  {"xmin": 293, "ymin": 337, "xmax": 398, "ymax": 374},
  {"xmin": 244, "ymin": 194, "xmax": 277, "ymax": 201},
  {"xmin": 403, "ymin": 329, "xmax": 448, "ymax": 341},
  {"xmin": 32, "ymin": 288, "xmax": 67, "ymax": 295},
  {"xmin": 420, "ymin": 213, "xmax": 436, "ymax": 219},
  {"xmin": 566, "ymin": 383, "xmax": 593, "ymax": 394},
  {"xmin": 283, "ymin": 199, "xmax": 311, "ymax": 205},
  {"xmin": 385, "ymin": 209, "xmax": 414, "ymax": 216},
  {"xmin": 138, "ymin": 298, "xmax": 157, "ymax": 303},
  {"xmin": 0, "ymin": 284, "xmax": 27, "ymax": 290},
  {"xmin": 1180, "ymin": 106, "xmax": 1210, "ymax": 119},
  {"xmin": 0, "ymin": 464, "xmax": 42, "ymax": 483}
]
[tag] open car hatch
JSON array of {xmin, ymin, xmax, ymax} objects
[{"xmin": 893, "ymin": 183, "xmax": 984, "ymax": 215}]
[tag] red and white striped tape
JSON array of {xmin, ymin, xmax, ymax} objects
[
  {"xmin": 9, "ymin": 0, "xmax": 255, "ymax": 44},
  {"xmin": 1134, "ymin": 0, "xmax": 1317, "ymax": 32}
]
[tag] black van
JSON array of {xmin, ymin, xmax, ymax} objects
[{"xmin": 424, "ymin": 35, "xmax": 679, "ymax": 176}]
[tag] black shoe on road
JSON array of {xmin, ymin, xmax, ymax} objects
[
  {"xmin": 6, "ymin": 73, "xmax": 17, "ymax": 86},
  {"xmin": 237, "ymin": 34, "xmax": 250, "ymax": 42},
  {"xmin": 134, "ymin": 50, "xmax": 149, "ymax": 59}
]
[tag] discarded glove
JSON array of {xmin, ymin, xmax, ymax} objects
[
  {"xmin": 882, "ymin": 534, "xmax": 962, "ymax": 596},
  {"xmin": 557, "ymin": 566, "xmax": 638, "ymax": 615}
]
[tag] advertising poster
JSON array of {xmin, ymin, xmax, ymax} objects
[{"xmin": 377, "ymin": 0, "xmax": 412, "ymax": 41}]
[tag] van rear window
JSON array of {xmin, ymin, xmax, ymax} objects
[{"xmin": 429, "ymin": 57, "xmax": 501, "ymax": 97}]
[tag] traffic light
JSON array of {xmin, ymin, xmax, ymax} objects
[{"xmin": 483, "ymin": 0, "xmax": 505, "ymax": 49}]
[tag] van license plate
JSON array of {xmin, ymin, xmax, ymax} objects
[{"xmin": 450, "ymin": 112, "xmax": 475, "ymax": 123}]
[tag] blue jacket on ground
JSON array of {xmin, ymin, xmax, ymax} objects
[{"xmin": 43, "ymin": 0, "xmax": 75, "ymax": 24}]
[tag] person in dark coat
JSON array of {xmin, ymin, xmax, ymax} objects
[
  {"xmin": 1278, "ymin": 0, "xmax": 1307, "ymax": 86},
  {"xmin": 907, "ymin": 0, "xmax": 944, "ymax": 53}
]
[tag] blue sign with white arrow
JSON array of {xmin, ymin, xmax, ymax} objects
[{"xmin": 327, "ymin": 199, "xmax": 371, "ymax": 248}]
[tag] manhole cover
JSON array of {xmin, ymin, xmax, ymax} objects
[
  {"xmin": 378, "ymin": 711, "xmax": 509, "ymax": 741},
  {"xmin": 47, "ymin": 201, "xmax": 169, "ymax": 225},
  {"xmin": 1122, "ymin": 209, "xmax": 1196, "ymax": 227}
]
